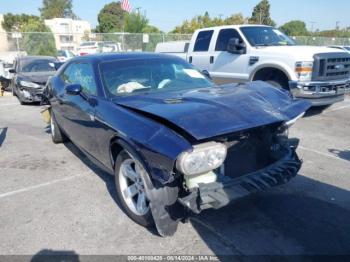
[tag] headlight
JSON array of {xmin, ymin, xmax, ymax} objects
[
  {"xmin": 177, "ymin": 142, "xmax": 227, "ymax": 176},
  {"xmin": 295, "ymin": 61, "xmax": 313, "ymax": 81},
  {"xmin": 20, "ymin": 81, "xmax": 41, "ymax": 88}
]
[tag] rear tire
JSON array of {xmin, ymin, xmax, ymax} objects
[
  {"xmin": 50, "ymin": 111, "xmax": 67, "ymax": 144},
  {"xmin": 114, "ymin": 150, "xmax": 154, "ymax": 227}
]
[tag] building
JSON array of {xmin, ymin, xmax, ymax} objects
[
  {"xmin": 44, "ymin": 18, "xmax": 91, "ymax": 51},
  {"xmin": 0, "ymin": 15, "xmax": 9, "ymax": 52}
]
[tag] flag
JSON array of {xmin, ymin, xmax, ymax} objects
[{"xmin": 121, "ymin": 0, "xmax": 132, "ymax": 13}]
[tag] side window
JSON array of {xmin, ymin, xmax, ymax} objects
[
  {"xmin": 215, "ymin": 29, "xmax": 242, "ymax": 51},
  {"xmin": 61, "ymin": 63, "xmax": 97, "ymax": 96},
  {"xmin": 193, "ymin": 30, "xmax": 214, "ymax": 52}
]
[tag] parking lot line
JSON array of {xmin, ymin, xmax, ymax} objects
[
  {"xmin": 0, "ymin": 173, "xmax": 85, "ymax": 199},
  {"xmin": 299, "ymin": 146, "xmax": 350, "ymax": 165}
]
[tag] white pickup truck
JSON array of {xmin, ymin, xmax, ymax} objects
[{"xmin": 156, "ymin": 25, "xmax": 350, "ymax": 106}]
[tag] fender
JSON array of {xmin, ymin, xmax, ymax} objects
[{"xmin": 110, "ymin": 136, "xmax": 183, "ymax": 237}]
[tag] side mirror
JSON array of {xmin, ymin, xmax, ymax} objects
[
  {"xmin": 65, "ymin": 84, "xmax": 82, "ymax": 95},
  {"xmin": 9, "ymin": 68, "xmax": 16, "ymax": 74},
  {"xmin": 202, "ymin": 70, "xmax": 212, "ymax": 80},
  {"xmin": 227, "ymin": 38, "xmax": 246, "ymax": 55}
]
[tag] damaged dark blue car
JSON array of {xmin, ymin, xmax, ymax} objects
[{"xmin": 46, "ymin": 53, "xmax": 311, "ymax": 237}]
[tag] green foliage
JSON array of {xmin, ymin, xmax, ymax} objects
[
  {"xmin": 142, "ymin": 25, "xmax": 161, "ymax": 34},
  {"xmin": 279, "ymin": 20, "xmax": 309, "ymax": 36},
  {"xmin": 21, "ymin": 19, "xmax": 57, "ymax": 56},
  {"xmin": 97, "ymin": 2, "xmax": 126, "ymax": 33},
  {"xmin": 124, "ymin": 12, "xmax": 149, "ymax": 33},
  {"xmin": 248, "ymin": 0, "xmax": 275, "ymax": 26},
  {"xmin": 39, "ymin": 0, "xmax": 77, "ymax": 19},
  {"xmin": 171, "ymin": 12, "xmax": 245, "ymax": 34},
  {"xmin": 2, "ymin": 13, "xmax": 41, "ymax": 32}
]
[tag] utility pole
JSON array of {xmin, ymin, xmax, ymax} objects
[
  {"xmin": 310, "ymin": 21, "xmax": 316, "ymax": 33},
  {"xmin": 336, "ymin": 21, "xmax": 340, "ymax": 30}
]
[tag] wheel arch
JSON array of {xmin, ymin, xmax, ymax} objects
[{"xmin": 250, "ymin": 63, "xmax": 293, "ymax": 83}]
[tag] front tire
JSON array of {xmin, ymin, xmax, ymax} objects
[
  {"xmin": 50, "ymin": 111, "xmax": 67, "ymax": 144},
  {"xmin": 114, "ymin": 150, "xmax": 154, "ymax": 227}
]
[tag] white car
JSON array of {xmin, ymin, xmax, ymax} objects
[
  {"xmin": 101, "ymin": 41, "xmax": 123, "ymax": 53},
  {"xmin": 157, "ymin": 25, "xmax": 350, "ymax": 106},
  {"xmin": 77, "ymin": 41, "xmax": 103, "ymax": 56},
  {"xmin": 56, "ymin": 50, "xmax": 76, "ymax": 62}
]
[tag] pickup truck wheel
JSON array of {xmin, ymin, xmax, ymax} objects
[
  {"xmin": 50, "ymin": 111, "xmax": 67, "ymax": 144},
  {"xmin": 114, "ymin": 150, "xmax": 154, "ymax": 227}
]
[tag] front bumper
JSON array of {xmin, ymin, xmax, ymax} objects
[
  {"xmin": 178, "ymin": 148, "xmax": 301, "ymax": 214},
  {"xmin": 290, "ymin": 79, "xmax": 350, "ymax": 106},
  {"xmin": 18, "ymin": 86, "xmax": 44, "ymax": 103}
]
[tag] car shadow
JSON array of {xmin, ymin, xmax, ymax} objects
[
  {"xmin": 62, "ymin": 142, "xmax": 350, "ymax": 255},
  {"xmin": 190, "ymin": 175, "xmax": 350, "ymax": 256},
  {"xmin": 329, "ymin": 149, "xmax": 350, "ymax": 162},
  {"xmin": 0, "ymin": 127, "xmax": 8, "ymax": 147},
  {"xmin": 30, "ymin": 249, "xmax": 80, "ymax": 262},
  {"xmin": 303, "ymin": 105, "xmax": 329, "ymax": 118},
  {"xmin": 62, "ymin": 141, "xmax": 159, "ymax": 236}
]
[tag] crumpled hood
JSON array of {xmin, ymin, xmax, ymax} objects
[
  {"xmin": 17, "ymin": 71, "xmax": 55, "ymax": 85},
  {"xmin": 114, "ymin": 81, "xmax": 311, "ymax": 140},
  {"xmin": 256, "ymin": 45, "xmax": 345, "ymax": 61}
]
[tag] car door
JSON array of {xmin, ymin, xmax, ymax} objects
[
  {"xmin": 187, "ymin": 30, "xmax": 214, "ymax": 72},
  {"xmin": 209, "ymin": 28, "xmax": 250, "ymax": 84},
  {"xmin": 57, "ymin": 62, "xmax": 99, "ymax": 154}
]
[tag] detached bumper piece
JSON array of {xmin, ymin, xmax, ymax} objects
[{"xmin": 179, "ymin": 150, "xmax": 301, "ymax": 214}]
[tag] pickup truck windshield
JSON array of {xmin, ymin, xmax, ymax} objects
[
  {"xmin": 100, "ymin": 58, "xmax": 214, "ymax": 96},
  {"xmin": 240, "ymin": 26, "xmax": 296, "ymax": 47}
]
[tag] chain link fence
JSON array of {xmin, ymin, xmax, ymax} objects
[
  {"xmin": 1, "ymin": 32, "xmax": 350, "ymax": 59},
  {"xmin": 292, "ymin": 36, "xmax": 350, "ymax": 46},
  {"xmin": 0, "ymin": 32, "xmax": 192, "ymax": 57}
]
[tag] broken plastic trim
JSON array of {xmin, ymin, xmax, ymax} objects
[{"xmin": 178, "ymin": 147, "xmax": 301, "ymax": 214}]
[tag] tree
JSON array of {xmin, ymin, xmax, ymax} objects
[
  {"xmin": 249, "ymin": 0, "xmax": 276, "ymax": 26},
  {"xmin": 21, "ymin": 19, "xmax": 57, "ymax": 56},
  {"xmin": 2, "ymin": 13, "xmax": 41, "ymax": 32},
  {"xmin": 124, "ymin": 12, "xmax": 149, "ymax": 33},
  {"xmin": 279, "ymin": 20, "xmax": 309, "ymax": 36},
  {"xmin": 39, "ymin": 0, "xmax": 77, "ymax": 19},
  {"xmin": 96, "ymin": 2, "xmax": 126, "ymax": 33},
  {"xmin": 171, "ymin": 12, "xmax": 245, "ymax": 34}
]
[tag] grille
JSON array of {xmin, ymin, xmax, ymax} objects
[{"xmin": 313, "ymin": 52, "xmax": 350, "ymax": 81}]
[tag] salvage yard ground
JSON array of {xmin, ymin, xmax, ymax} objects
[{"xmin": 0, "ymin": 94, "xmax": 349, "ymax": 256}]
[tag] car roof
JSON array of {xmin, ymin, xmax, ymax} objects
[
  {"xmin": 17, "ymin": 55, "xmax": 56, "ymax": 61},
  {"xmin": 195, "ymin": 24, "xmax": 272, "ymax": 31},
  {"xmin": 69, "ymin": 52, "xmax": 183, "ymax": 64}
]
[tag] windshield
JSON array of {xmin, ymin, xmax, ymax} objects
[
  {"xmin": 80, "ymin": 42, "xmax": 96, "ymax": 47},
  {"xmin": 100, "ymin": 58, "xmax": 214, "ymax": 96},
  {"xmin": 20, "ymin": 59, "xmax": 56, "ymax": 73},
  {"xmin": 240, "ymin": 26, "xmax": 296, "ymax": 47}
]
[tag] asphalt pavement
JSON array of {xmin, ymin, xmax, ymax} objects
[{"xmin": 0, "ymin": 94, "xmax": 349, "ymax": 257}]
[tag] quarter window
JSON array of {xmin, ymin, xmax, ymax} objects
[
  {"xmin": 193, "ymin": 30, "xmax": 214, "ymax": 52},
  {"xmin": 215, "ymin": 29, "xmax": 242, "ymax": 51},
  {"xmin": 61, "ymin": 63, "xmax": 97, "ymax": 96}
]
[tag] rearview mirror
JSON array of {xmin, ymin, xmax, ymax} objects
[
  {"xmin": 227, "ymin": 38, "xmax": 246, "ymax": 55},
  {"xmin": 9, "ymin": 68, "xmax": 16, "ymax": 74},
  {"xmin": 65, "ymin": 84, "xmax": 82, "ymax": 95}
]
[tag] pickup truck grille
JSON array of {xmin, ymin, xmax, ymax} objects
[{"xmin": 313, "ymin": 52, "xmax": 350, "ymax": 81}]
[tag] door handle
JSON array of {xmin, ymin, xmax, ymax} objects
[
  {"xmin": 210, "ymin": 56, "xmax": 214, "ymax": 64},
  {"xmin": 189, "ymin": 56, "xmax": 193, "ymax": 64}
]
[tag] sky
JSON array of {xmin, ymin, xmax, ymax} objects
[{"xmin": 1, "ymin": 0, "xmax": 350, "ymax": 32}]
